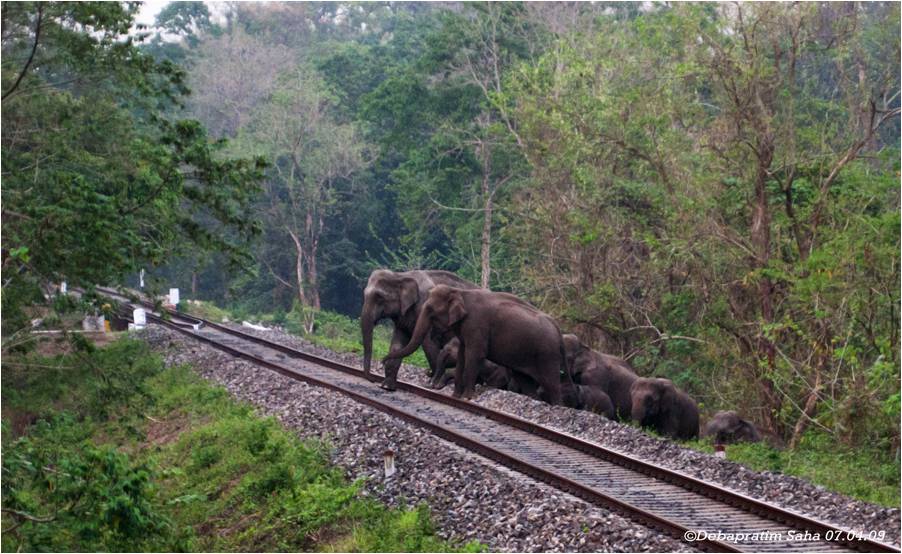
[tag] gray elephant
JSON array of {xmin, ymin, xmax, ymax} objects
[
  {"xmin": 383, "ymin": 285, "xmax": 570, "ymax": 403},
  {"xmin": 564, "ymin": 385, "xmax": 614, "ymax": 419},
  {"xmin": 630, "ymin": 377, "xmax": 699, "ymax": 440},
  {"xmin": 703, "ymin": 411, "xmax": 761, "ymax": 444},
  {"xmin": 432, "ymin": 337, "xmax": 511, "ymax": 390},
  {"xmin": 562, "ymin": 334, "xmax": 638, "ymax": 420},
  {"xmin": 361, "ymin": 269, "xmax": 477, "ymax": 390}
]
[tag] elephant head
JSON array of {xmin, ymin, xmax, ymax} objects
[
  {"xmin": 630, "ymin": 377, "xmax": 699, "ymax": 439},
  {"xmin": 436, "ymin": 337, "xmax": 460, "ymax": 371},
  {"xmin": 383, "ymin": 285, "xmax": 465, "ymax": 362},
  {"xmin": 630, "ymin": 377, "xmax": 677, "ymax": 425},
  {"xmin": 703, "ymin": 411, "xmax": 761, "ymax": 444},
  {"xmin": 360, "ymin": 270, "xmax": 424, "ymax": 374}
]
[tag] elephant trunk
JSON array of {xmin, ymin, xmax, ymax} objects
[
  {"xmin": 385, "ymin": 305, "xmax": 431, "ymax": 360},
  {"xmin": 360, "ymin": 297, "xmax": 378, "ymax": 374},
  {"xmin": 631, "ymin": 401, "xmax": 646, "ymax": 425},
  {"xmin": 435, "ymin": 347, "xmax": 451, "ymax": 373}
]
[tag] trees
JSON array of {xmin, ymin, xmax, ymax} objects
[
  {"xmin": 1, "ymin": 2, "xmax": 263, "ymax": 338},
  {"xmin": 121, "ymin": 1, "xmax": 896, "ymax": 452},
  {"xmin": 692, "ymin": 2, "xmax": 900, "ymax": 443},
  {"xmin": 187, "ymin": 28, "xmax": 293, "ymax": 138},
  {"xmin": 504, "ymin": 2, "xmax": 899, "ymax": 448},
  {"xmin": 236, "ymin": 67, "xmax": 370, "ymax": 315}
]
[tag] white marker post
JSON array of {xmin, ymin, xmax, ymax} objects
[
  {"xmin": 60, "ymin": 281, "xmax": 67, "ymax": 294},
  {"xmin": 133, "ymin": 308, "xmax": 146, "ymax": 329},
  {"xmin": 168, "ymin": 288, "xmax": 180, "ymax": 306},
  {"xmin": 383, "ymin": 449, "xmax": 396, "ymax": 478},
  {"xmin": 139, "ymin": 269, "xmax": 145, "ymax": 288}
]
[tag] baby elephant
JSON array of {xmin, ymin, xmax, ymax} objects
[
  {"xmin": 630, "ymin": 377, "xmax": 699, "ymax": 440},
  {"xmin": 577, "ymin": 385, "xmax": 616, "ymax": 419},
  {"xmin": 703, "ymin": 411, "xmax": 761, "ymax": 444},
  {"xmin": 432, "ymin": 337, "xmax": 511, "ymax": 390}
]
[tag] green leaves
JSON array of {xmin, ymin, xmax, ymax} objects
[{"xmin": 1, "ymin": 2, "xmax": 263, "ymax": 333}]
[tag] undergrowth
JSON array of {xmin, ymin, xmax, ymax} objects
[
  {"xmin": 682, "ymin": 436, "xmax": 900, "ymax": 507},
  {"xmin": 1, "ymin": 338, "xmax": 480, "ymax": 552}
]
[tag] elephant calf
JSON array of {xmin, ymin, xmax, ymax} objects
[
  {"xmin": 630, "ymin": 377, "xmax": 699, "ymax": 440},
  {"xmin": 703, "ymin": 411, "xmax": 761, "ymax": 444},
  {"xmin": 576, "ymin": 385, "xmax": 616, "ymax": 419},
  {"xmin": 562, "ymin": 334, "xmax": 638, "ymax": 421},
  {"xmin": 432, "ymin": 337, "xmax": 510, "ymax": 390}
]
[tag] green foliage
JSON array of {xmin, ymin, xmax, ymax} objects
[
  {"xmin": 687, "ymin": 433, "xmax": 901, "ymax": 508},
  {"xmin": 1, "ymin": 1, "xmax": 264, "ymax": 339},
  {"xmin": 3, "ymin": 424, "xmax": 177, "ymax": 552},
  {"xmin": 1, "ymin": 338, "xmax": 472, "ymax": 552}
]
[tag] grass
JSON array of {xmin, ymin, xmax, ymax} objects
[
  {"xmin": 681, "ymin": 435, "xmax": 900, "ymax": 507},
  {"xmin": 187, "ymin": 301, "xmax": 901, "ymax": 509},
  {"xmin": 181, "ymin": 299, "xmax": 231, "ymax": 322},
  {"xmin": 1, "ymin": 338, "xmax": 480, "ymax": 552}
]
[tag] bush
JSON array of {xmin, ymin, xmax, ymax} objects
[{"xmin": 2, "ymin": 416, "xmax": 179, "ymax": 552}]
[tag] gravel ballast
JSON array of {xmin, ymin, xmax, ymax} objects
[
  {"xmin": 142, "ymin": 325, "xmax": 692, "ymax": 552},
  {"xmin": 211, "ymin": 323, "xmax": 901, "ymax": 548}
]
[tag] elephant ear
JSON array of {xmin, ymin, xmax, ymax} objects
[
  {"xmin": 660, "ymin": 382, "xmax": 677, "ymax": 414},
  {"xmin": 448, "ymin": 291, "xmax": 468, "ymax": 326},
  {"xmin": 399, "ymin": 278, "xmax": 420, "ymax": 315}
]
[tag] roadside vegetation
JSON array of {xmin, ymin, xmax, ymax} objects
[{"xmin": 1, "ymin": 338, "xmax": 479, "ymax": 552}]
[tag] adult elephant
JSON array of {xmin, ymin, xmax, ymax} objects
[
  {"xmin": 383, "ymin": 285, "xmax": 569, "ymax": 403},
  {"xmin": 703, "ymin": 411, "xmax": 761, "ymax": 444},
  {"xmin": 562, "ymin": 334, "xmax": 638, "ymax": 421},
  {"xmin": 630, "ymin": 377, "xmax": 699, "ymax": 440},
  {"xmin": 361, "ymin": 269, "xmax": 478, "ymax": 390}
]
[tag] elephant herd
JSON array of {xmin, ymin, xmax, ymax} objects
[{"xmin": 360, "ymin": 269, "xmax": 761, "ymax": 444}]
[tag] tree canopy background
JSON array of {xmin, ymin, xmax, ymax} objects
[{"xmin": 2, "ymin": 1, "xmax": 899, "ymax": 453}]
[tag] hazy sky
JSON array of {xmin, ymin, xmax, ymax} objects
[{"xmin": 136, "ymin": 0, "xmax": 170, "ymax": 27}]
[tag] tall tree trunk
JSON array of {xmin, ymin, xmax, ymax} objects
[
  {"xmin": 308, "ymin": 240, "xmax": 321, "ymax": 309},
  {"xmin": 479, "ymin": 143, "xmax": 492, "ymax": 289},
  {"xmin": 304, "ymin": 210, "xmax": 322, "ymax": 310},
  {"xmin": 287, "ymin": 228, "xmax": 307, "ymax": 307},
  {"xmin": 481, "ymin": 179, "xmax": 492, "ymax": 289},
  {"xmin": 751, "ymin": 142, "xmax": 781, "ymax": 435}
]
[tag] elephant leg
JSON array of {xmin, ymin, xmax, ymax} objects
[
  {"xmin": 435, "ymin": 370, "xmax": 455, "ymax": 389},
  {"xmin": 381, "ymin": 329, "xmax": 410, "ymax": 391},
  {"xmin": 659, "ymin": 413, "xmax": 680, "ymax": 439},
  {"xmin": 430, "ymin": 364, "xmax": 447, "ymax": 389},
  {"xmin": 535, "ymin": 361, "xmax": 563, "ymax": 405},
  {"xmin": 452, "ymin": 342, "xmax": 467, "ymax": 398},
  {"xmin": 460, "ymin": 340, "xmax": 486, "ymax": 400},
  {"xmin": 422, "ymin": 332, "xmax": 443, "ymax": 378}
]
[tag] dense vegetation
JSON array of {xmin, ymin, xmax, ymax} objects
[
  {"xmin": 147, "ymin": 3, "xmax": 898, "ymax": 454},
  {"xmin": 1, "ymin": 0, "xmax": 899, "ymax": 512},
  {"xmin": 1, "ymin": 338, "xmax": 479, "ymax": 551}
]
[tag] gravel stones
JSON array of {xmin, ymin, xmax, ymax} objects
[
  {"xmin": 205, "ymin": 324, "xmax": 901, "ymax": 548},
  {"xmin": 141, "ymin": 325, "xmax": 691, "ymax": 552}
]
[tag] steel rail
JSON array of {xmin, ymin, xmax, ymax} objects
[{"xmin": 93, "ymin": 285, "xmax": 900, "ymax": 554}]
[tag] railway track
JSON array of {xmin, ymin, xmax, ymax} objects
[{"xmin": 93, "ymin": 286, "xmax": 899, "ymax": 553}]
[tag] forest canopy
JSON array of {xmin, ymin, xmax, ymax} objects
[{"xmin": 2, "ymin": 1, "xmax": 899, "ymax": 452}]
